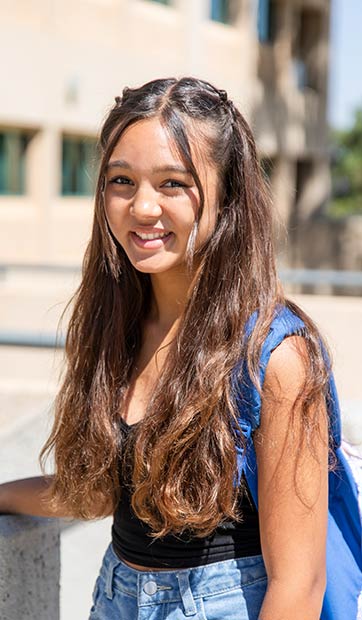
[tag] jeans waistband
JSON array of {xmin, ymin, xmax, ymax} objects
[{"xmin": 99, "ymin": 542, "xmax": 266, "ymax": 613}]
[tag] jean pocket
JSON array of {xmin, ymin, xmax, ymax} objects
[
  {"xmin": 201, "ymin": 587, "xmax": 249, "ymax": 620},
  {"xmin": 89, "ymin": 576, "xmax": 102, "ymax": 616},
  {"xmin": 201, "ymin": 578, "xmax": 267, "ymax": 620}
]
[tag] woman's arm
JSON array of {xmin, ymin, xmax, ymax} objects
[
  {"xmin": 254, "ymin": 335, "xmax": 329, "ymax": 620},
  {"xmin": 0, "ymin": 476, "xmax": 114, "ymax": 519},
  {"xmin": 0, "ymin": 476, "xmax": 71, "ymax": 519}
]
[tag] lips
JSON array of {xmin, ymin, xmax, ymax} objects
[
  {"xmin": 130, "ymin": 231, "xmax": 173, "ymax": 249},
  {"xmin": 134, "ymin": 231, "xmax": 170, "ymax": 240}
]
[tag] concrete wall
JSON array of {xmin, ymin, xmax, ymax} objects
[
  {"xmin": 296, "ymin": 214, "xmax": 362, "ymax": 279},
  {"xmin": 0, "ymin": 515, "xmax": 60, "ymax": 620}
]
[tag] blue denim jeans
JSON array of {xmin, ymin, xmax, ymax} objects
[{"xmin": 88, "ymin": 542, "xmax": 267, "ymax": 619}]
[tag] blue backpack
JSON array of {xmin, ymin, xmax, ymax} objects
[{"xmin": 233, "ymin": 305, "xmax": 362, "ymax": 620}]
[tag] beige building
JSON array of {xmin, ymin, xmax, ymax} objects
[{"xmin": 0, "ymin": 0, "xmax": 331, "ymax": 267}]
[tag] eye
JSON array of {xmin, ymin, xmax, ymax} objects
[
  {"xmin": 110, "ymin": 176, "xmax": 133, "ymax": 185},
  {"xmin": 163, "ymin": 179, "xmax": 188, "ymax": 189}
]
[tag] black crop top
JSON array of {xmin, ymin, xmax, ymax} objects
[{"xmin": 112, "ymin": 417, "xmax": 261, "ymax": 568}]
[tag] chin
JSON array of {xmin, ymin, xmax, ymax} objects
[{"xmin": 130, "ymin": 260, "xmax": 174, "ymax": 274}]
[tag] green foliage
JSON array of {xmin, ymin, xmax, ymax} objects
[
  {"xmin": 329, "ymin": 107, "xmax": 362, "ymax": 217},
  {"xmin": 329, "ymin": 195, "xmax": 362, "ymax": 218}
]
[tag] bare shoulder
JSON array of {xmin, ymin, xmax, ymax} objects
[
  {"xmin": 258, "ymin": 333, "xmax": 328, "ymax": 447},
  {"xmin": 264, "ymin": 334, "xmax": 310, "ymax": 399}
]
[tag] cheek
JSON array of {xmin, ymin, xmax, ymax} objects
[{"xmin": 104, "ymin": 197, "xmax": 126, "ymax": 228}]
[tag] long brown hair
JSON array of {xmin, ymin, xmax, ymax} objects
[{"xmin": 40, "ymin": 77, "xmax": 330, "ymax": 536}]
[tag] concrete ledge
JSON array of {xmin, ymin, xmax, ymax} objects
[{"xmin": 0, "ymin": 515, "xmax": 60, "ymax": 620}]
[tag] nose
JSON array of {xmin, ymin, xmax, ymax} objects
[{"xmin": 130, "ymin": 187, "xmax": 162, "ymax": 220}]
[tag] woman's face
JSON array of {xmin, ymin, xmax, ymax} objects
[{"xmin": 104, "ymin": 117, "xmax": 219, "ymax": 275}]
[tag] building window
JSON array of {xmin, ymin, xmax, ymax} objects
[
  {"xmin": 292, "ymin": 9, "xmax": 323, "ymax": 91},
  {"xmin": 0, "ymin": 129, "xmax": 31, "ymax": 195},
  {"xmin": 61, "ymin": 136, "xmax": 97, "ymax": 196},
  {"xmin": 258, "ymin": 0, "xmax": 278, "ymax": 43},
  {"xmin": 211, "ymin": 0, "xmax": 231, "ymax": 25}
]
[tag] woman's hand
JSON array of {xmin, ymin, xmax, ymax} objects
[
  {"xmin": 255, "ymin": 335, "xmax": 328, "ymax": 620},
  {"xmin": 0, "ymin": 476, "xmax": 72, "ymax": 519}
]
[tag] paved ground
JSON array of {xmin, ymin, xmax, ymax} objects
[
  {"xmin": 0, "ymin": 271, "xmax": 114, "ymax": 618},
  {"xmin": 0, "ymin": 397, "xmax": 113, "ymax": 620},
  {"xmin": 0, "ymin": 270, "xmax": 361, "ymax": 619},
  {"xmin": 289, "ymin": 293, "xmax": 362, "ymax": 445}
]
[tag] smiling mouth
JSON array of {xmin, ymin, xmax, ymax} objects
[{"xmin": 134, "ymin": 231, "xmax": 171, "ymax": 240}]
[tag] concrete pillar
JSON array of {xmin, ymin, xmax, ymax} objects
[
  {"xmin": 27, "ymin": 125, "xmax": 61, "ymax": 263},
  {"xmin": 0, "ymin": 515, "xmax": 60, "ymax": 620},
  {"xmin": 273, "ymin": 157, "xmax": 297, "ymax": 267},
  {"xmin": 183, "ymin": 0, "xmax": 207, "ymax": 75}
]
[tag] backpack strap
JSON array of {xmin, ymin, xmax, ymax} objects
[
  {"xmin": 232, "ymin": 304, "xmax": 341, "ymax": 501},
  {"xmin": 232, "ymin": 305, "xmax": 307, "ymax": 491},
  {"xmin": 232, "ymin": 304, "xmax": 362, "ymax": 620}
]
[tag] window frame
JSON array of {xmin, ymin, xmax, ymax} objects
[
  {"xmin": 147, "ymin": 0, "xmax": 171, "ymax": 5},
  {"xmin": 258, "ymin": 0, "xmax": 278, "ymax": 44},
  {"xmin": 210, "ymin": 0, "xmax": 233, "ymax": 26},
  {"xmin": 61, "ymin": 134, "xmax": 98, "ymax": 197},
  {"xmin": 0, "ymin": 129, "xmax": 32, "ymax": 196}
]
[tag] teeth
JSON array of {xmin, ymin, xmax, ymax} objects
[{"xmin": 135, "ymin": 232, "xmax": 169, "ymax": 240}]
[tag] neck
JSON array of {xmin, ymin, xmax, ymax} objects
[{"xmin": 148, "ymin": 268, "xmax": 195, "ymax": 332}]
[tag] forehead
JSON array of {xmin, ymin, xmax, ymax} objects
[
  {"xmin": 110, "ymin": 117, "xmax": 177, "ymax": 160},
  {"xmin": 108, "ymin": 116, "xmax": 214, "ymax": 172}
]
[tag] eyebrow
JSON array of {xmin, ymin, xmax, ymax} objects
[{"xmin": 106, "ymin": 159, "xmax": 191, "ymax": 175}]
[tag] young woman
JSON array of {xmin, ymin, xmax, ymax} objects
[{"xmin": 0, "ymin": 77, "xmax": 331, "ymax": 620}]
